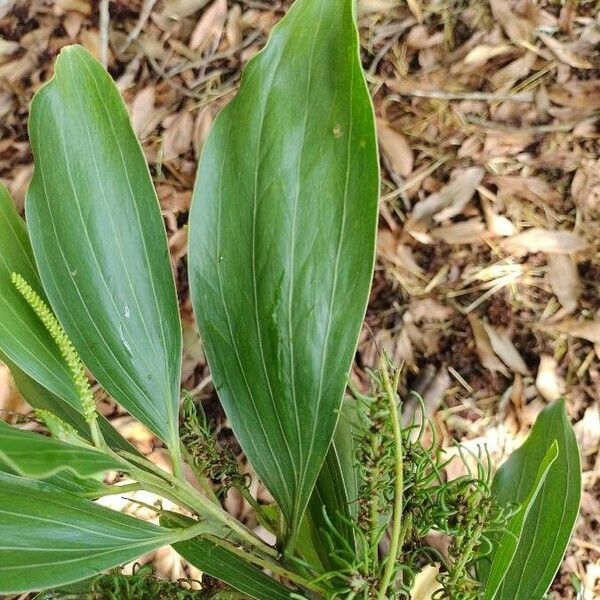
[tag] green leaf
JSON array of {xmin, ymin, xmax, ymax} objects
[
  {"xmin": 26, "ymin": 45, "xmax": 182, "ymax": 450},
  {"xmin": 0, "ymin": 185, "xmax": 135, "ymax": 453},
  {"xmin": 0, "ymin": 472, "xmax": 204, "ymax": 593},
  {"xmin": 483, "ymin": 399, "xmax": 581, "ymax": 600},
  {"xmin": 479, "ymin": 441, "xmax": 558, "ymax": 599},
  {"xmin": 303, "ymin": 398, "xmax": 360, "ymax": 571},
  {"xmin": 0, "ymin": 420, "xmax": 124, "ymax": 480},
  {"xmin": 162, "ymin": 512, "xmax": 293, "ymax": 600},
  {"xmin": 2, "ymin": 351, "xmax": 135, "ymax": 453},
  {"xmin": 0, "ymin": 183, "xmax": 79, "ymax": 409},
  {"xmin": 188, "ymin": 0, "xmax": 379, "ymax": 543}
]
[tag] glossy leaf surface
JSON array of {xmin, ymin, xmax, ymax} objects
[
  {"xmin": 163, "ymin": 513, "xmax": 293, "ymax": 600},
  {"xmin": 479, "ymin": 441, "xmax": 558, "ymax": 599},
  {"xmin": 188, "ymin": 0, "xmax": 378, "ymax": 539},
  {"xmin": 484, "ymin": 399, "xmax": 581, "ymax": 599},
  {"xmin": 0, "ymin": 420, "xmax": 124, "ymax": 479},
  {"xmin": 26, "ymin": 46, "xmax": 182, "ymax": 449},
  {"xmin": 0, "ymin": 472, "xmax": 200, "ymax": 593}
]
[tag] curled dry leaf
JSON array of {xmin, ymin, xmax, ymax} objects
[
  {"xmin": 376, "ymin": 118, "xmax": 413, "ymax": 179},
  {"xmin": 408, "ymin": 167, "xmax": 484, "ymax": 230},
  {"xmin": 547, "ymin": 254, "xmax": 579, "ymax": 314},
  {"xmin": 548, "ymin": 80, "xmax": 600, "ymax": 110},
  {"xmin": 535, "ymin": 355, "xmax": 564, "ymax": 402},
  {"xmin": 538, "ymin": 33, "xmax": 594, "ymax": 70},
  {"xmin": 463, "ymin": 44, "xmax": 513, "ymax": 67},
  {"xmin": 468, "ymin": 315, "xmax": 508, "ymax": 376},
  {"xmin": 574, "ymin": 404, "xmax": 600, "ymax": 455},
  {"xmin": 482, "ymin": 322, "xmax": 529, "ymax": 375},
  {"xmin": 503, "ymin": 229, "xmax": 589, "ymax": 254},
  {"xmin": 480, "ymin": 196, "xmax": 516, "ymax": 237},
  {"xmin": 162, "ymin": 0, "xmax": 211, "ymax": 19}
]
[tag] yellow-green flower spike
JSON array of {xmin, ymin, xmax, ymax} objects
[{"xmin": 11, "ymin": 272, "xmax": 97, "ymax": 423}]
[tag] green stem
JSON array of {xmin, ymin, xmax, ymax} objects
[
  {"xmin": 215, "ymin": 536, "xmax": 325, "ymax": 595},
  {"xmin": 81, "ymin": 482, "xmax": 142, "ymax": 498},
  {"xmin": 376, "ymin": 358, "xmax": 404, "ymax": 600},
  {"xmin": 119, "ymin": 450, "xmax": 278, "ymax": 560}
]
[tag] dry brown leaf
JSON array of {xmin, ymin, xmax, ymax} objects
[
  {"xmin": 469, "ymin": 315, "xmax": 508, "ymax": 376},
  {"xmin": 463, "ymin": 44, "xmax": 513, "ymax": 66},
  {"xmin": 482, "ymin": 322, "xmax": 529, "ymax": 375},
  {"xmin": 489, "ymin": 0, "xmax": 533, "ymax": 43},
  {"xmin": 131, "ymin": 86, "xmax": 157, "ymax": 139},
  {"xmin": 574, "ymin": 404, "xmax": 600, "ymax": 455},
  {"xmin": 535, "ymin": 355, "xmax": 564, "ymax": 402},
  {"xmin": 491, "ymin": 51, "xmax": 536, "ymax": 91},
  {"xmin": 431, "ymin": 218, "xmax": 486, "ymax": 245},
  {"xmin": 493, "ymin": 175, "xmax": 562, "ymax": 207},
  {"xmin": 547, "ymin": 80, "xmax": 600, "ymax": 110},
  {"xmin": 405, "ymin": 25, "xmax": 444, "ymax": 49},
  {"xmin": 226, "ymin": 4, "xmax": 243, "ymax": 48},
  {"xmin": 538, "ymin": 33, "xmax": 594, "ymax": 70},
  {"xmin": 409, "ymin": 167, "xmax": 484, "ymax": 227},
  {"xmin": 376, "ymin": 118, "xmax": 413, "ymax": 179},
  {"xmin": 502, "ymin": 229, "xmax": 589, "ymax": 254},
  {"xmin": 548, "ymin": 319, "xmax": 600, "ymax": 344},
  {"xmin": 190, "ymin": 0, "xmax": 228, "ymax": 53},
  {"xmin": 571, "ymin": 159, "xmax": 600, "ymax": 211},
  {"xmin": 193, "ymin": 105, "xmax": 214, "ymax": 159},
  {"xmin": 0, "ymin": 39, "xmax": 19, "ymax": 55},
  {"xmin": 547, "ymin": 254, "xmax": 579, "ymax": 314},
  {"xmin": 54, "ymin": 0, "xmax": 91, "ymax": 15},
  {"xmin": 162, "ymin": 111, "xmax": 194, "ymax": 159},
  {"xmin": 162, "ymin": 0, "xmax": 211, "ymax": 18},
  {"xmin": 480, "ymin": 196, "xmax": 516, "ymax": 237},
  {"xmin": 357, "ymin": 0, "xmax": 399, "ymax": 15}
]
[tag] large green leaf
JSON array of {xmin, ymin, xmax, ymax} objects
[
  {"xmin": 479, "ymin": 441, "xmax": 558, "ymax": 599},
  {"xmin": 26, "ymin": 46, "xmax": 182, "ymax": 450},
  {"xmin": 0, "ymin": 420, "xmax": 124, "ymax": 479},
  {"xmin": 0, "ymin": 185, "xmax": 135, "ymax": 453},
  {"xmin": 482, "ymin": 399, "xmax": 581, "ymax": 599},
  {"xmin": 0, "ymin": 472, "xmax": 206, "ymax": 593},
  {"xmin": 188, "ymin": 0, "xmax": 379, "ymax": 542},
  {"xmin": 162, "ymin": 512, "xmax": 293, "ymax": 600}
]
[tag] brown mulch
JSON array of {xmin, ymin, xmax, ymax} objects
[{"xmin": 0, "ymin": 0, "xmax": 599, "ymax": 597}]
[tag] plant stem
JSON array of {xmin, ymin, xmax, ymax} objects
[
  {"xmin": 81, "ymin": 482, "xmax": 142, "ymax": 498},
  {"xmin": 376, "ymin": 358, "xmax": 404, "ymax": 600},
  {"xmin": 215, "ymin": 536, "xmax": 325, "ymax": 595},
  {"xmin": 119, "ymin": 450, "xmax": 278, "ymax": 559}
]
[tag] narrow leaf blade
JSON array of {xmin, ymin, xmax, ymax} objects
[
  {"xmin": 0, "ymin": 420, "xmax": 124, "ymax": 480},
  {"xmin": 0, "ymin": 183, "xmax": 79, "ymax": 408},
  {"xmin": 162, "ymin": 513, "xmax": 293, "ymax": 600},
  {"xmin": 0, "ymin": 472, "xmax": 184, "ymax": 593},
  {"xmin": 26, "ymin": 46, "xmax": 182, "ymax": 448},
  {"xmin": 480, "ymin": 441, "xmax": 558, "ymax": 599},
  {"xmin": 486, "ymin": 399, "xmax": 581, "ymax": 599},
  {"xmin": 188, "ymin": 0, "xmax": 379, "ymax": 539}
]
